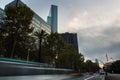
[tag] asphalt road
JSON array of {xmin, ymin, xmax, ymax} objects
[
  {"xmin": 66, "ymin": 74, "xmax": 105, "ymax": 80},
  {"xmin": 108, "ymin": 73, "xmax": 120, "ymax": 78},
  {"xmin": 0, "ymin": 74, "xmax": 105, "ymax": 80}
]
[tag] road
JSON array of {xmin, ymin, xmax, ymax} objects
[
  {"xmin": 66, "ymin": 74, "xmax": 105, "ymax": 80},
  {"xmin": 108, "ymin": 73, "xmax": 120, "ymax": 78},
  {"xmin": 0, "ymin": 74, "xmax": 105, "ymax": 80},
  {"xmin": 106, "ymin": 73, "xmax": 120, "ymax": 80}
]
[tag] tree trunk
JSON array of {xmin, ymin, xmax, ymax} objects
[
  {"xmin": 38, "ymin": 39, "xmax": 42, "ymax": 62},
  {"xmin": 10, "ymin": 39, "xmax": 17, "ymax": 58}
]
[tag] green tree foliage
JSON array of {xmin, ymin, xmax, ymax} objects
[
  {"xmin": 41, "ymin": 33, "xmax": 64, "ymax": 64},
  {"xmin": 33, "ymin": 30, "xmax": 48, "ymax": 62},
  {"xmin": 110, "ymin": 60, "xmax": 120, "ymax": 73},
  {"xmin": 1, "ymin": 5, "xmax": 34, "ymax": 59},
  {"xmin": 85, "ymin": 60, "xmax": 100, "ymax": 72},
  {"xmin": 40, "ymin": 33, "xmax": 84, "ymax": 70},
  {"xmin": 56, "ymin": 43, "xmax": 84, "ymax": 71},
  {"xmin": 0, "ymin": 18, "xmax": 7, "ymax": 56}
]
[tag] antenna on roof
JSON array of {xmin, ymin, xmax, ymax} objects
[{"xmin": 106, "ymin": 53, "xmax": 109, "ymax": 62}]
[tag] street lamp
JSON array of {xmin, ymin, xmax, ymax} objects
[
  {"xmin": 26, "ymin": 42, "xmax": 32, "ymax": 63},
  {"xmin": 27, "ymin": 48, "xmax": 30, "ymax": 63}
]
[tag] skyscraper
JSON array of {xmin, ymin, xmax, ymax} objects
[
  {"xmin": 5, "ymin": 0, "xmax": 51, "ymax": 34},
  {"xmin": 0, "ymin": 8, "xmax": 5, "ymax": 18},
  {"xmin": 95, "ymin": 58, "xmax": 99, "ymax": 66},
  {"xmin": 47, "ymin": 5, "xmax": 58, "ymax": 33},
  {"xmin": 61, "ymin": 32, "xmax": 79, "ymax": 52},
  {"xmin": 0, "ymin": 8, "xmax": 5, "ymax": 27}
]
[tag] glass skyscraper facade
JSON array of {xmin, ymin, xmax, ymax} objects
[
  {"xmin": 32, "ymin": 13, "xmax": 51, "ymax": 34},
  {"xmin": 0, "ymin": 8, "xmax": 5, "ymax": 18},
  {"xmin": 61, "ymin": 33, "xmax": 79, "ymax": 52},
  {"xmin": 47, "ymin": 5, "xmax": 58, "ymax": 33},
  {"xmin": 5, "ymin": 0, "xmax": 51, "ymax": 34},
  {"xmin": 0, "ymin": 8, "xmax": 5, "ymax": 27}
]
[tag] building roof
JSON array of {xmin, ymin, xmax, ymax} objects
[{"xmin": 5, "ymin": 0, "xmax": 24, "ymax": 9}]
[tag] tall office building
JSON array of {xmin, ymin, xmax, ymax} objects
[
  {"xmin": 61, "ymin": 32, "xmax": 79, "ymax": 52},
  {"xmin": 95, "ymin": 59, "xmax": 99, "ymax": 66},
  {"xmin": 47, "ymin": 5, "xmax": 58, "ymax": 33},
  {"xmin": 0, "ymin": 8, "xmax": 5, "ymax": 27},
  {"xmin": 5, "ymin": 0, "xmax": 24, "ymax": 8},
  {"xmin": 0, "ymin": 8, "xmax": 5, "ymax": 18},
  {"xmin": 5, "ymin": 0, "xmax": 51, "ymax": 34}
]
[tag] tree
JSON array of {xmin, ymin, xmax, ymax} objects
[
  {"xmin": 110, "ymin": 60, "xmax": 120, "ymax": 73},
  {"xmin": 41, "ymin": 33, "xmax": 84, "ymax": 70},
  {"xmin": 85, "ymin": 60, "xmax": 100, "ymax": 72},
  {"xmin": 33, "ymin": 30, "xmax": 48, "ymax": 62},
  {"xmin": 3, "ymin": 4, "xmax": 34, "ymax": 58},
  {"xmin": 0, "ymin": 18, "xmax": 8, "ymax": 56},
  {"xmin": 41, "ymin": 33, "xmax": 65, "ymax": 64},
  {"xmin": 56, "ymin": 43, "xmax": 84, "ymax": 71}
]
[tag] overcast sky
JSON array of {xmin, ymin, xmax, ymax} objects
[{"xmin": 1, "ymin": 0, "xmax": 120, "ymax": 63}]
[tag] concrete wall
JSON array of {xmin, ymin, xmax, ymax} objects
[{"xmin": 0, "ymin": 61, "xmax": 73, "ymax": 76}]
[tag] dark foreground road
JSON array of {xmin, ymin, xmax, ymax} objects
[
  {"xmin": 0, "ymin": 74, "xmax": 105, "ymax": 80},
  {"xmin": 106, "ymin": 74, "xmax": 120, "ymax": 80},
  {"xmin": 65, "ymin": 74, "xmax": 105, "ymax": 80}
]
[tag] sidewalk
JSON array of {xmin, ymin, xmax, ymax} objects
[
  {"xmin": 105, "ymin": 74, "xmax": 120, "ymax": 80},
  {"xmin": 106, "ymin": 76, "xmax": 120, "ymax": 80}
]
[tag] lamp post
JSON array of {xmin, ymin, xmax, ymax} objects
[
  {"xmin": 26, "ymin": 42, "xmax": 32, "ymax": 63},
  {"xmin": 27, "ymin": 48, "xmax": 30, "ymax": 63}
]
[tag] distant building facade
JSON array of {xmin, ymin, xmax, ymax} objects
[
  {"xmin": 61, "ymin": 32, "xmax": 79, "ymax": 52},
  {"xmin": 32, "ymin": 13, "xmax": 51, "ymax": 34},
  {"xmin": 5, "ymin": 0, "xmax": 51, "ymax": 34},
  {"xmin": 0, "ymin": 8, "xmax": 5, "ymax": 19},
  {"xmin": 95, "ymin": 59, "xmax": 99, "ymax": 66},
  {"xmin": 47, "ymin": 5, "xmax": 58, "ymax": 33},
  {"xmin": 0, "ymin": 8, "xmax": 5, "ymax": 27}
]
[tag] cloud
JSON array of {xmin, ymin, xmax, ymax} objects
[
  {"xmin": 69, "ymin": 17, "xmax": 79, "ymax": 28},
  {"xmin": 23, "ymin": 0, "xmax": 120, "ymax": 62},
  {"xmin": 55, "ymin": 0, "xmax": 120, "ymax": 62},
  {"xmin": 77, "ymin": 17, "xmax": 120, "ymax": 62}
]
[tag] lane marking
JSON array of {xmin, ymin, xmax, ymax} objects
[{"xmin": 84, "ymin": 76, "xmax": 95, "ymax": 80}]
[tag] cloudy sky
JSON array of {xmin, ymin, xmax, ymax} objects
[{"xmin": 1, "ymin": 0, "xmax": 120, "ymax": 63}]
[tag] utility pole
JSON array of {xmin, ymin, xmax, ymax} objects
[
  {"xmin": 106, "ymin": 53, "xmax": 109, "ymax": 62},
  {"xmin": 105, "ymin": 53, "xmax": 109, "ymax": 79}
]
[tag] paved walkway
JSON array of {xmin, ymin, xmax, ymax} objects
[
  {"xmin": 106, "ymin": 76, "xmax": 120, "ymax": 80},
  {"xmin": 106, "ymin": 74, "xmax": 120, "ymax": 80}
]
